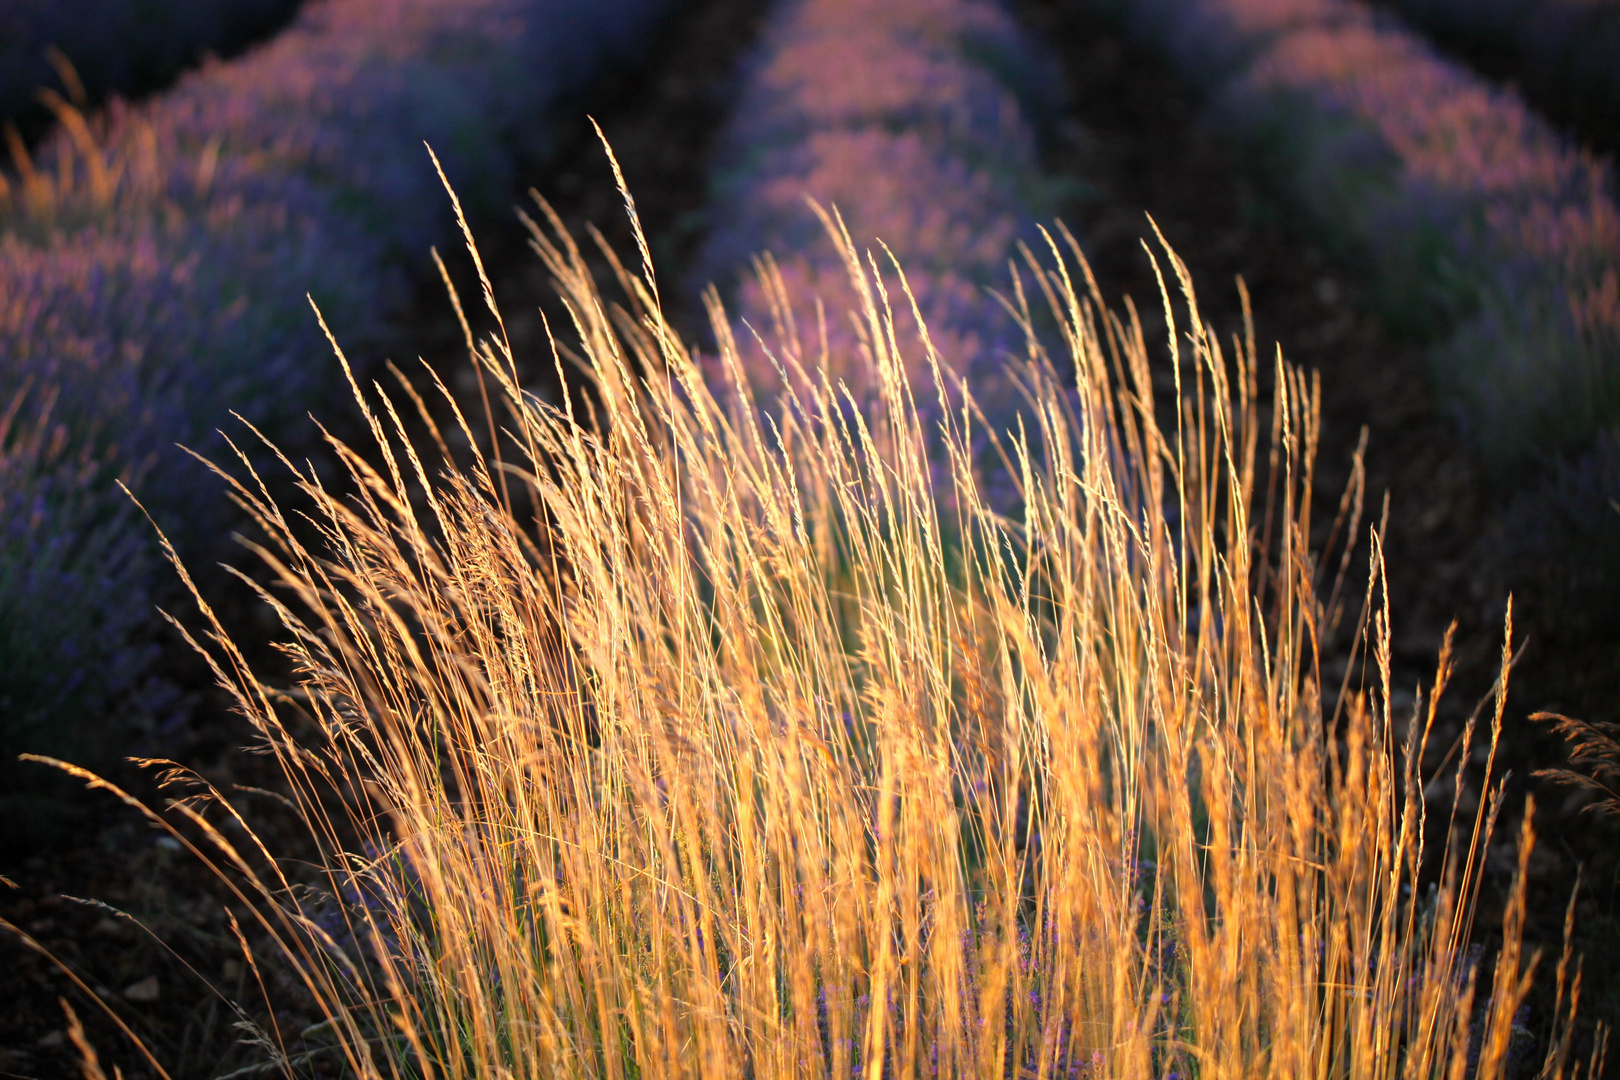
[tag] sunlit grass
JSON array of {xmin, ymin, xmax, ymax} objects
[{"xmin": 24, "ymin": 161, "xmax": 1599, "ymax": 1077}]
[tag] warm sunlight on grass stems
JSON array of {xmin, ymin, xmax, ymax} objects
[{"xmin": 23, "ymin": 162, "xmax": 1600, "ymax": 1078}]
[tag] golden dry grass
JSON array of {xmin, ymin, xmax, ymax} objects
[{"xmin": 24, "ymin": 161, "xmax": 1602, "ymax": 1078}]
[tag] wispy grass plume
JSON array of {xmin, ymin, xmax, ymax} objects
[{"xmin": 45, "ymin": 178, "xmax": 1592, "ymax": 1078}]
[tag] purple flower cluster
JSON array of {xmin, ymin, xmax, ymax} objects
[
  {"xmin": 1084, "ymin": 0, "xmax": 1620, "ymax": 473},
  {"xmin": 694, "ymin": 0, "xmax": 1061, "ymax": 432},
  {"xmin": 0, "ymin": 0, "xmax": 303, "ymax": 137},
  {"xmin": 0, "ymin": 0, "xmax": 674, "ymax": 787}
]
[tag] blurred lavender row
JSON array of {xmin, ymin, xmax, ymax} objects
[
  {"xmin": 694, "ymin": 0, "xmax": 1061, "ymax": 433},
  {"xmin": 0, "ymin": 0, "xmax": 303, "ymax": 139},
  {"xmin": 1370, "ymin": 0, "xmax": 1620, "ymax": 156},
  {"xmin": 0, "ymin": 0, "xmax": 674, "ymax": 793},
  {"xmin": 1083, "ymin": 0, "xmax": 1620, "ymax": 475}
]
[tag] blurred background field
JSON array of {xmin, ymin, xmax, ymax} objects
[{"xmin": 0, "ymin": 0, "xmax": 1616, "ymax": 1075}]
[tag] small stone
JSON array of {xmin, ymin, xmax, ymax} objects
[{"xmin": 123, "ymin": 976, "xmax": 160, "ymax": 1004}]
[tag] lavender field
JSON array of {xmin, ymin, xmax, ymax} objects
[
  {"xmin": 0, "ymin": 0, "xmax": 1616, "ymax": 1075},
  {"xmin": 1, "ymin": 0, "xmax": 673, "ymax": 803}
]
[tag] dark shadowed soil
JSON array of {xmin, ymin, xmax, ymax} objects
[{"xmin": 2, "ymin": 0, "xmax": 1614, "ymax": 1076}]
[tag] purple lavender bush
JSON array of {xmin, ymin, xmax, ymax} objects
[
  {"xmin": 0, "ymin": 0, "xmax": 304, "ymax": 140},
  {"xmin": 694, "ymin": 0, "xmax": 1062, "ymax": 441},
  {"xmin": 0, "ymin": 386, "xmax": 171, "ymax": 833},
  {"xmin": 1370, "ymin": 0, "xmax": 1620, "ymax": 155},
  {"xmin": 1081, "ymin": 0, "xmax": 1620, "ymax": 477},
  {"xmin": 0, "ymin": 0, "xmax": 676, "ymax": 831}
]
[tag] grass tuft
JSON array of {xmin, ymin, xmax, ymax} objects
[{"xmin": 42, "ymin": 174, "xmax": 1595, "ymax": 1078}]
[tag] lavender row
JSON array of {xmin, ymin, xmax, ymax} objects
[
  {"xmin": 0, "ymin": 385, "xmax": 171, "ymax": 783},
  {"xmin": 693, "ymin": 0, "xmax": 1061, "ymax": 436},
  {"xmin": 0, "ymin": 0, "xmax": 675, "ymax": 791},
  {"xmin": 1370, "ymin": 0, "xmax": 1620, "ymax": 157},
  {"xmin": 0, "ymin": 0, "xmax": 303, "ymax": 140},
  {"xmin": 1082, "ymin": 0, "xmax": 1620, "ymax": 474}
]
